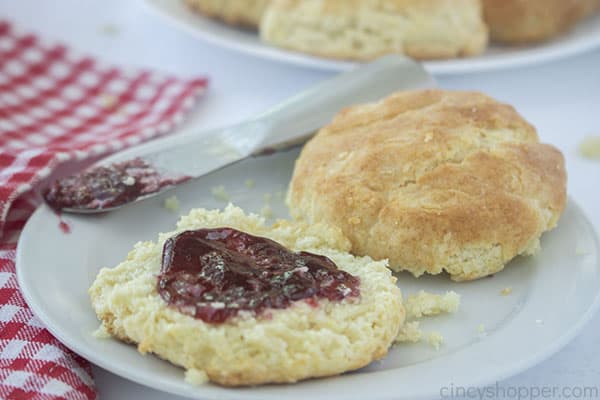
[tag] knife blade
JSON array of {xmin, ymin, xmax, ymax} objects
[{"xmin": 45, "ymin": 55, "xmax": 435, "ymax": 213}]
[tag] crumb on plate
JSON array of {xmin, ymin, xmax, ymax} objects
[
  {"xmin": 163, "ymin": 195, "xmax": 180, "ymax": 212},
  {"xmin": 394, "ymin": 321, "xmax": 422, "ymax": 343},
  {"xmin": 260, "ymin": 204, "xmax": 273, "ymax": 218},
  {"xmin": 92, "ymin": 324, "xmax": 111, "ymax": 339},
  {"xmin": 211, "ymin": 185, "xmax": 230, "ymax": 201},
  {"xmin": 184, "ymin": 369, "xmax": 209, "ymax": 386},
  {"xmin": 244, "ymin": 179, "xmax": 255, "ymax": 189},
  {"xmin": 404, "ymin": 290, "xmax": 461, "ymax": 319},
  {"xmin": 427, "ymin": 332, "xmax": 444, "ymax": 350}
]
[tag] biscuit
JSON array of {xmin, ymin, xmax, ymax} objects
[
  {"xmin": 287, "ymin": 90, "xmax": 567, "ymax": 281},
  {"xmin": 260, "ymin": 0, "xmax": 488, "ymax": 60},
  {"xmin": 185, "ymin": 0, "xmax": 270, "ymax": 29},
  {"xmin": 483, "ymin": 0, "xmax": 600, "ymax": 43},
  {"xmin": 89, "ymin": 204, "xmax": 404, "ymax": 386}
]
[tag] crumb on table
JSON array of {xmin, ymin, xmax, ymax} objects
[
  {"xmin": 99, "ymin": 93, "xmax": 117, "ymax": 108},
  {"xmin": 575, "ymin": 244, "xmax": 589, "ymax": 255},
  {"xmin": 500, "ymin": 287, "xmax": 512, "ymax": 296},
  {"xmin": 99, "ymin": 23, "xmax": 121, "ymax": 36},
  {"xmin": 579, "ymin": 136, "xmax": 600, "ymax": 159}
]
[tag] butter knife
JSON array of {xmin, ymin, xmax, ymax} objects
[{"xmin": 44, "ymin": 55, "xmax": 434, "ymax": 214}]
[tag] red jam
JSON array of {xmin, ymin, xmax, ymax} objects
[
  {"xmin": 157, "ymin": 228, "xmax": 360, "ymax": 323},
  {"xmin": 43, "ymin": 158, "xmax": 189, "ymax": 211}
]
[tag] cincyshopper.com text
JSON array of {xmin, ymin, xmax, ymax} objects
[{"xmin": 440, "ymin": 382, "xmax": 599, "ymax": 399}]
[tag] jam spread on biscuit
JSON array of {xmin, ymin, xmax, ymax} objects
[
  {"xmin": 44, "ymin": 158, "xmax": 189, "ymax": 210},
  {"xmin": 157, "ymin": 228, "xmax": 360, "ymax": 323}
]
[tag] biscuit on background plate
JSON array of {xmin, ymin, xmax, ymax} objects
[
  {"xmin": 260, "ymin": 0, "xmax": 488, "ymax": 60},
  {"xmin": 184, "ymin": 0, "xmax": 270, "ymax": 28},
  {"xmin": 287, "ymin": 89, "xmax": 567, "ymax": 281},
  {"xmin": 90, "ymin": 205, "xmax": 404, "ymax": 386},
  {"xmin": 483, "ymin": 0, "xmax": 600, "ymax": 43}
]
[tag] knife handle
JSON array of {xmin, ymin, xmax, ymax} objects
[{"xmin": 253, "ymin": 55, "xmax": 435, "ymax": 152}]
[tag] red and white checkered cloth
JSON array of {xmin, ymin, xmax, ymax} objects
[{"xmin": 0, "ymin": 20, "xmax": 208, "ymax": 399}]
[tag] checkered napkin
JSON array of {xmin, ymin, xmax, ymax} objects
[{"xmin": 0, "ymin": 20, "xmax": 208, "ymax": 399}]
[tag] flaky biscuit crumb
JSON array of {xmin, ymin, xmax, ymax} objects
[
  {"xmin": 405, "ymin": 290, "xmax": 460, "ymax": 319},
  {"xmin": 427, "ymin": 332, "xmax": 444, "ymax": 350},
  {"xmin": 210, "ymin": 185, "xmax": 230, "ymax": 201},
  {"xmin": 260, "ymin": 204, "xmax": 274, "ymax": 218},
  {"xmin": 395, "ymin": 321, "xmax": 422, "ymax": 344},
  {"xmin": 395, "ymin": 322, "xmax": 445, "ymax": 350},
  {"xmin": 185, "ymin": 369, "xmax": 209, "ymax": 386},
  {"xmin": 500, "ymin": 287, "xmax": 513, "ymax": 296},
  {"xmin": 395, "ymin": 289, "xmax": 460, "ymax": 348},
  {"xmin": 92, "ymin": 324, "xmax": 111, "ymax": 339},
  {"xmin": 579, "ymin": 136, "xmax": 600, "ymax": 159},
  {"xmin": 163, "ymin": 195, "xmax": 180, "ymax": 212},
  {"xmin": 99, "ymin": 23, "xmax": 120, "ymax": 36}
]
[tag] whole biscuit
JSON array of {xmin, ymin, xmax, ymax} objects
[
  {"xmin": 90, "ymin": 205, "xmax": 404, "ymax": 386},
  {"xmin": 260, "ymin": 0, "xmax": 488, "ymax": 60},
  {"xmin": 287, "ymin": 90, "xmax": 567, "ymax": 281}
]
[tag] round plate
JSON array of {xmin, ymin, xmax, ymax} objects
[
  {"xmin": 143, "ymin": 0, "xmax": 600, "ymax": 75},
  {"xmin": 17, "ymin": 149, "xmax": 600, "ymax": 400}
]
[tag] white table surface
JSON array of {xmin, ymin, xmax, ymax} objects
[{"xmin": 2, "ymin": 1, "xmax": 599, "ymax": 398}]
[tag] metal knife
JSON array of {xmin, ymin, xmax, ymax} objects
[{"xmin": 46, "ymin": 55, "xmax": 434, "ymax": 214}]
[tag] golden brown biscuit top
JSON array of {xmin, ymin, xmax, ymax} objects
[{"xmin": 294, "ymin": 90, "xmax": 543, "ymax": 196}]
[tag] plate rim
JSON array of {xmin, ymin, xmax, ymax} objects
[
  {"xmin": 15, "ymin": 196, "xmax": 600, "ymax": 399},
  {"xmin": 142, "ymin": 0, "xmax": 600, "ymax": 75}
]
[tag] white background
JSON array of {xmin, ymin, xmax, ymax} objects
[{"xmin": 1, "ymin": 1, "xmax": 599, "ymax": 398}]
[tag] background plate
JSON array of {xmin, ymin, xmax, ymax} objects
[
  {"xmin": 17, "ymin": 148, "xmax": 600, "ymax": 400},
  {"xmin": 143, "ymin": 0, "xmax": 600, "ymax": 75}
]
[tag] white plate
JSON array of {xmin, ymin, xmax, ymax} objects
[
  {"xmin": 143, "ymin": 0, "xmax": 600, "ymax": 75},
  {"xmin": 17, "ymin": 148, "xmax": 600, "ymax": 400}
]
